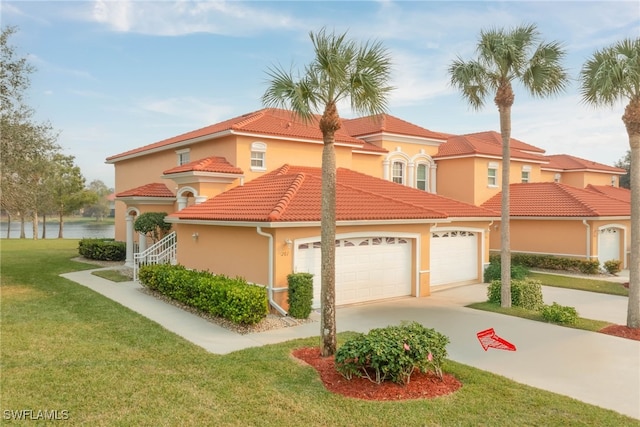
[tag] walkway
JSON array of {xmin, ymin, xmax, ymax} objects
[{"xmin": 61, "ymin": 269, "xmax": 639, "ymax": 420}]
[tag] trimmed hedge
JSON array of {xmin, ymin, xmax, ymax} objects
[
  {"xmin": 487, "ymin": 278, "xmax": 544, "ymax": 311},
  {"xmin": 287, "ymin": 273, "xmax": 313, "ymax": 319},
  {"xmin": 489, "ymin": 253, "xmax": 600, "ymax": 275},
  {"xmin": 78, "ymin": 238, "xmax": 126, "ymax": 261},
  {"xmin": 138, "ymin": 264, "xmax": 268, "ymax": 325},
  {"xmin": 335, "ymin": 322, "xmax": 450, "ymax": 385},
  {"xmin": 541, "ymin": 302, "xmax": 579, "ymax": 324}
]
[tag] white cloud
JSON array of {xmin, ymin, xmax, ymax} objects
[
  {"xmin": 90, "ymin": 0, "xmax": 303, "ymax": 36},
  {"xmin": 136, "ymin": 96, "xmax": 235, "ymax": 126}
]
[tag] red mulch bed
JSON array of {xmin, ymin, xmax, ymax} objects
[
  {"xmin": 599, "ymin": 324, "xmax": 640, "ymax": 341},
  {"xmin": 291, "ymin": 347, "xmax": 462, "ymax": 401}
]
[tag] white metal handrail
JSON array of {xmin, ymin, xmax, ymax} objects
[{"xmin": 133, "ymin": 231, "xmax": 177, "ymax": 281}]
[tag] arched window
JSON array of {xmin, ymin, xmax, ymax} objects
[
  {"xmin": 392, "ymin": 161, "xmax": 405, "ymax": 184},
  {"xmin": 416, "ymin": 163, "xmax": 428, "ymax": 190},
  {"xmin": 250, "ymin": 142, "xmax": 267, "ymax": 171}
]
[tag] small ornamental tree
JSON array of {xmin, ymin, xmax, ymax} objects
[{"xmin": 134, "ymin": 212, "xmax": 172, "ymax": 243}]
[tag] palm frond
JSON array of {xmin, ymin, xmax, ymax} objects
[
  {"xmin": 579, "ymin": 38, "xmax": 640, "ymax": 106},
  {"xmin": 448, "ymin": 58, "xmax": 490, "ymax": 110},
  {"xmin": 523, "ymin": 40, "xmax": 569, "ymax": 98}
]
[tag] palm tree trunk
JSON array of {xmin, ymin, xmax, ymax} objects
[
  {"xmin": 320, "ymin": 135, "xmax": 337, "ymax": 357},
  {"xmin": 627, "ymin": 136, "xmax": 639, "ymax": 328},
  {"xmin": 499, "ymin": 105, "xmax": 512, "ymax": 308}
]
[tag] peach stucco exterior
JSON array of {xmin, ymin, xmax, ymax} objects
[
  {"xmin": 489, "ymin": 218, "xmax": 631, "ymax": 268},
  {"xmin": 172, "ymin": 220, "xmax": 491, "ymax": 310},
  {"xmin": 108, "ymin": 109, "xmax": 629, "ymax": 310}
]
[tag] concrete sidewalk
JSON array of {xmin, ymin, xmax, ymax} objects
[{"xmin": 61, "ymin": 269, "xmax": 640, "ymax": 420}]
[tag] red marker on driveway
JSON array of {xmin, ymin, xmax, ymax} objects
[{"xmin": 477, "ymin": 328, "xmax": 516, "ymax": 351}]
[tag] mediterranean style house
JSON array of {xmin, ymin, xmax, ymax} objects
[{"xmin": 106, "ymin": 108, "xmax": 629, "ymax": 312}]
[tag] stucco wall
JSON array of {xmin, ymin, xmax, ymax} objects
[{"xmin": 435, "ymin": 157, "xmax": 478, "ymax": 204}]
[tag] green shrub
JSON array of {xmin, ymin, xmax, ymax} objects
[
  {"xmin": 334, "ymin": 321, "xmax": 450, "ymax": 385},
  {"xmin": 541, "ymin": 302, "xmax": 578, "ymax": 324},
  {"xmin": 510, "ymin": 253, "xmax": 599, "ymax": 275},
  {"xmin": 78, "ymin": 238, "xmax": 126, "ymax": 261},
  {"xmin": 137, "ymin": 264, "xmax": 268, "ymax": 325},
  {"xmin": 287, "ymin": 273, "xmax": 313, "ymax": 319},
  {"xmin": 483, "ymin": 261, "xmax": 529, "ymax": 283},
  {"xmin": 487, "ymin": 278, "xmax": 543, "ymax": 311},
  {"xmin": 603, "ymin": 260, "xmax": 622, "ymax": 275}
]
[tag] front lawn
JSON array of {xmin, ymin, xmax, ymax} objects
[
  {"xmin": 528, "ymin": 272, "xmax": 628, "ymax": 296},
  {"xmin": 1, "ymin": 240, "xmax": 636, "ymax": 426}
]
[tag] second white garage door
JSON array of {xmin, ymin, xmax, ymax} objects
[
  {"xmin": 598, "ymin": 227, "xmax": 620, "ymax": 263},
  {"xmin": 295, "ymin": 237, "xmax": 412, "ymax": 308},
  {"xmin": 430, "ymin": 230, "xmax": 478, "ymax": 286}
]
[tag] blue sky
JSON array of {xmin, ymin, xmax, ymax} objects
[{"xmin": 3, "ymin": 1, "xmax": 638, "ymax": 188}]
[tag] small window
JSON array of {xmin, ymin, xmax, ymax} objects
[
  {"xmin": 176, "ymin": 149, "xmax": 190, "ymax": 166},
  {"xmin": 521, "ymin": 165, "xmax": 531, "ymax": 183},
  {"xmin": 250, "ymin": 142, "xmax": 267, "ymax": 171},
  {"xmin": 416, "ymin": 164, "xmax": 427, "ymax": 191},
  {"xmin": 487, "ymin": 162, "xmax": 498, "ymax": 187},
  {"xmin": 554, "ymin": 173, "xmax": 561, "ymax": 183},
  {"xmin": 611, "ymin": 175, "xmax": 617, "ymax": 186},
  {"xmin": 392, "ymin": 161, "xmax": 405, "ymax": 184}
]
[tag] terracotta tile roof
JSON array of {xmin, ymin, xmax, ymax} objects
[
  {"xmin": 434, "ymin": 131, "xmax": 547, "ymax": 162},
  {"xmin": 585, "ymin": 184, "xmax": 631, "ymax": 203},
  {"xmin": 116, "ymin": 183, "xmax": 174, "ymax": 198},
  {"xmin": 168, "ymin": 165, "xmax": 496, "ymax": 222},
  {"xmin": 543, "ymin": 154, "xmax": 626, "ymax": 173},
  {"xmin": 163, "ymin": 156, "xmax": 243, "ymax": 175},
  {"xmin": 342, "ymin": 114, "xmax": 449, "ymax": 140},
  {"xmin": 354, "ymin": 140, "xmax": 388, "ymax": 153},
  {"xmin": 106, "ymin": 108, "xmax": 365, "ymax": 162},
  {"xmin": 481, "ymin": 182, "xmax": 630, "ymax": 217}
]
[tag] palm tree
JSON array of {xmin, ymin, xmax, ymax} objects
[
  {"xmin": 580, "ymin": 38, "xmax": 640, "ymax": 328},
  {"xmin": 262, "ymin": 28, "xmax": 393, "ymax": 356},
  {"xmin": 448, "ymin": 24, "xmax": 568, "ymax": 308}
]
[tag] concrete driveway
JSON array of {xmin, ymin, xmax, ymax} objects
[{"xmin": 62, "ymin": 270, "xmax": 640, "ymax": 420}]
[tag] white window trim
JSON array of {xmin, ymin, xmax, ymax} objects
[
  {"xmin": 250, "ymin": 142, "xmax": 267, "ymax": 172},
  {"xmin": 416, "ymin": 163, "xmax": 428, "ymax": 191},
  {"xmin": 391, "ymin": 160, "xmax": 406, "ymax": 185},
  {"xmin": 487, "ymin": 162, "xmax": 498, "ymax": 188},
  {"xmin": 176, "ymin": 148, "xmax": 190, "ymax": 166},
  {"xmin": 521, "ymin": 166, "xmax": 531, "ymax": 183}
]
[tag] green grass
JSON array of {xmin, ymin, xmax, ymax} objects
[
  {"xmin": 1, "ymin": 240, "xmax": 636, "ymax": 426},
  {"xmin": 91, "ymin": 269, "xmax": 131, "ymax": 282},
  {"xmin": 529, "ymin": 272, "xmax": 629, "ymax": 296},
  {"xmin": 467, "ymin": 302, "xmax": 613, "ymax": 332}
]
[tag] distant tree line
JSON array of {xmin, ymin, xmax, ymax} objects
[{"xmin": 0, "ymin": 26, "xmax": 111, "ymax": 239}]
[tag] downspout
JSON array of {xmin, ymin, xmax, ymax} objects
[
  {"xmin": 582, "ymin": 220, "xmax": 591, "ymax": 260},
  {"xmin": 256, "ymin": 227, "xmax": 288, "ymax": 316}
]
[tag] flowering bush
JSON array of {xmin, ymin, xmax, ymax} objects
[{"xmin": 334, "ymin": 322, "xmax": 450, "ymax": 385}]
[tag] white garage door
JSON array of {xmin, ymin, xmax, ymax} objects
[
  {"xmin": 598, "ymin": 228, "xmax": 620, "ymax": 263},
  {"xmin": 430, "ymin": 230, "xmax": 478, "ymax": 286},
  {"xmin": 295, "ymin": 237, "xmax": 412, "ymax": 308}
]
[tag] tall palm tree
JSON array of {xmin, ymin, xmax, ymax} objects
[
  {"xmin": 448, "ymin": 24, "xmax": 568, "ymax": 308},
  {"xmin": 262, "ymin": 28, "xmax": 393, "ymax": 356},
  {"xmin": 580, "ymin": 38, "xmax": 640, "ymax": 328}
]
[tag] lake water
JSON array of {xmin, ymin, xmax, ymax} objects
[{"xmin": 0, "ymin": 221, "xmax": 115, "ymax": 240}]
